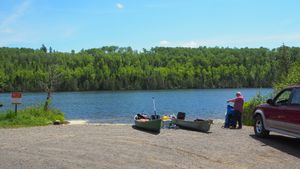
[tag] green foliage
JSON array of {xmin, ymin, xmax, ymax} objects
[
  {"xmin": 274, "ymin": 61, "xmax": 300, "ymax": 91},
  {"xmin": 243, "ymin": 93, "xmax": 268, "ymax": 126},
  {"xmin": 0, "ymin": 45, "xmax": 300, "ymax": 91},
  {"xmin": 0, "ymin": 106, "xmax": 64, "ymax": 128}
]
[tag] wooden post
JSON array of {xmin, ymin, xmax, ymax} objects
[
  {"xmin": 11, "ymin": 92, "xmax": 22, "ymax": 114},
  {"xmin": 15, "ymin": 103, "xmax": 17, "ymax": 114}
]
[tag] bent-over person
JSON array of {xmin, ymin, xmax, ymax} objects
[{"xmin": 227, "ymin": 92, "xmax": 244, "ymax": 129}]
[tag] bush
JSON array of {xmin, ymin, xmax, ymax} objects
[
  {"xmin": 243, "ymin": 93, "xmax": 268, "ymax": 126},
  {"xmin": 0, "ymin": 106, "xmax": 64, "ymax": 128},
  {"xmin": 274, "ymin": 61, "xmax": 300, "ymax": 91}
]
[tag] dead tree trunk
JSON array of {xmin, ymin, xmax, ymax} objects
[{"xmin": 40, "ymin": 65, "xmax": 61, "ymax": 111}]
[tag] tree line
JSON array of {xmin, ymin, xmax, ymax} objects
[{"xmin": 0, "ymin": 45, "xmax": 299, "ymax": 92}]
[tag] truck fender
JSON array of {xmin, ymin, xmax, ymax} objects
[{"xmin": 253, "ymin": 109, "xmax": 269, "ymax": 130}]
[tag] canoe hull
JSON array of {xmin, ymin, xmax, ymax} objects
[
  {"xmin": 134, "ymin": 119, "xmax": 162, "ymax": 132},
  {"xmin": 174, "ymin": 119, "xmax": 211, "ymax": 132}
]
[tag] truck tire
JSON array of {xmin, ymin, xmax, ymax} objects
[{"xmin": 254, "ymin": 114, "xmax": 270, "ymax": 138}]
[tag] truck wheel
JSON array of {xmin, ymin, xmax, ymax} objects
[{"xmin": 254, "ymin": 115, "xmax": 269, "ymax": 138}]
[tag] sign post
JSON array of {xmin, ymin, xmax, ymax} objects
[{"xmin": 11, "ymin": 92, "xmax": 22, "ymax": 114}]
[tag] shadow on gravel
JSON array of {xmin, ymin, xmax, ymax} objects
[
  {"xmin": 131, "ymin": 125, "xmax": 160, "ymax": 135},
  {"xmin": 250, "ymin": 134, "xmax": 300, "ymax": 158}
]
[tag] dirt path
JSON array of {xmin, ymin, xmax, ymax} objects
[{"xmin": 0, "ymin": 123, "xmax": 299, "ymax": 169}]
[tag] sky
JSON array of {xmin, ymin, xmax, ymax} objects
[{"xmin": 1, "ymin": 0, "xmax": 300, "ymax": 52}]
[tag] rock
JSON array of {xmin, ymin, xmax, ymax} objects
[{"xmin": 53, "ymin": 120, "xmax": 61, "ymax": 125}]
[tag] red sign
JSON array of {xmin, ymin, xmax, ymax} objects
[{"xmin": 12, "ymin": 92, "xmax": 22, "ymax": 98}]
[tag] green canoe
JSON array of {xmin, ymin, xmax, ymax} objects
[
  {"xmin": 134, "ymin": 119, "xmax": 162, "ymax": 132},
  {"xmin": 174, "ymin": 119, "xmax": 211, "ymax": 132}
]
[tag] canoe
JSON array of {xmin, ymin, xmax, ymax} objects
[
  {"xmin": 134, "ymin": 119, "xmax": 162, "ymax": 132},
  {"xmin": 174, "ymin": 119, "xmax": 211, "ymax": 132}
]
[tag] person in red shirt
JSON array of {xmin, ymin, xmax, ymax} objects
[{"xmin": 227, "ymin": 92, "xmax": 244, "ymax": 129}]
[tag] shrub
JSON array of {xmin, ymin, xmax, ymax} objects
[
  {"xmin": 243, "ymin": 93, "xmax": 268, "ymax": 126},
  {"xmin": 0, "ymin": 105, "xmax": 64, "ymax": 128}
]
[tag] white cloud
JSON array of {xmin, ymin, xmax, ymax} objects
[
  {"xmin": 116, "ymin": 3, "xmax": 124, "ymax": 9},
  {"xmin": 160, "ymin": 32, "xmax": 300, "ymax": 49},
  {"xmin": 203, "ymin": 33, "xmax": 300, "ymax": 47},
  {"xmin": 255, "ymin": 33, "xmax": 300, "ymax": 42},
  {"xmin": 0, "ymin": 0, "xmax": 32, "ymax": 46},
  {"xmin": 0, "ymin": 28, "xmax": 14, "ymax": 33},
  {"xmin": 0, "ymin": 33, "xmax": 26, "ymax": 46},
  {"xmin": 0, "ymin": 0, "xmax": 31, "ymax": 30},
  {"xmin": 181, "ymin": 41, "xmax": 198, "ymax": 48},
  {"xmin": 159, "ymin": 40, "xmax": 170, "ymax": 46}
]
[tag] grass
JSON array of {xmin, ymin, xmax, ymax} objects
[
  {"xmin": 242, "ymin": 93, "xmax": 268, "ymax": 126},
  {"xmin": 0, "ymin": 105, "xmax": 64, "ymax": 128}
]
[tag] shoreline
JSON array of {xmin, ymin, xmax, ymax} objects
[
  {"xmin": 67, "ymin": 120, "xmax": 133, "ymax": 125},
  {"xmin": 67, "ymin": 118, "xmax": 225, "ymax": 125},
  {"xmin": 0, "ymin": 88, "xmax": 273, "ymax": 94}
]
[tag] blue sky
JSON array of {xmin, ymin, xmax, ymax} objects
[{"xmin": 1, "ymin": 0, "xmax": 300, "ymax": 52}]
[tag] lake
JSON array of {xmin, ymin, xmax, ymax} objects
[{"xmin": 0, "ymin": 88, "xmax": 272, "ymax": 123}]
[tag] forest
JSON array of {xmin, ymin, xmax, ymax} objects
[{"xmin": 0, "ymin": 45, "xmax": 299, "ymax": 92}]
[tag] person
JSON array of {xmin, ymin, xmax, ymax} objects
[{"xmin": 227, "ymin": 92, "xmax": 244, "ymax": 129}]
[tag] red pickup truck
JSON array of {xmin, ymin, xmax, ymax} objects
[{"xmin": 253, "ymin": 86, "xmax": 300, "ymax": 138}]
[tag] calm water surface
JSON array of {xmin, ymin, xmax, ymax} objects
[{"xmin": 0, "ymin": 89, "xmax": 272, "ymax": 123}]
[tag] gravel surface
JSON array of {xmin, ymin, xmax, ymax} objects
[{"xmin": 0, "ymin": 123, "xmax": 299, "ymax": 169}]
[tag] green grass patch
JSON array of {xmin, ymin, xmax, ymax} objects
[
  {"xmin": 242, "ymin": 93, "xmax": 268, "ymax": 126},
  {"xmin": 0, "ymin": 106, "xmax": 64, "ymax": 128}
]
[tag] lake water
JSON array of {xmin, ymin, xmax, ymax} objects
[{"xmin": 0, "ymin": 89, "xmax": 272, "ymax": 123}]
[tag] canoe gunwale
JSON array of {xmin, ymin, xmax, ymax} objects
[{"xmin": 174, "ymin": 119, "xmax": 211, "ymax": 132}]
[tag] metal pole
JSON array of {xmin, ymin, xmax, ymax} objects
[{"xmin": 152, "ymin": 97, "xmax": 156, "ymax": 115}]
